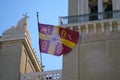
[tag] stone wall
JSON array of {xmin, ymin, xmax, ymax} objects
[
  {"xmin": 79, "ymin": 33, "xmax": 120, "ymax": 80},
  {"xmin": 0, "ymin": 16, "xmax": 41, "ymax": 80},
  {"xmin": 0, "ymin": 41, "xmax": 22, "ymax": 80},
  {"xmin": 62, "ymin": 19, "xmax": 120, "ymax": 80}
]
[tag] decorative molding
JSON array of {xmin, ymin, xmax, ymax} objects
[
  {"xmin": 1, "ymin": 16, "xmax": 32, "ymax": 44},
  {"xmin": 2, "ymin": 17, "xmax": 29, "ymax": 38},
  {"xmin": 20, "ymin": 70, "xmax": 62, "ymax": 80},
  {"xmin": 63, "ymin": 19, "xmax": 120, "ymax": 43}
]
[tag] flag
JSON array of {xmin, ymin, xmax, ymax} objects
[{"xmin": 38, "ymin": 23, "xmax": 79, "ymax": 56}]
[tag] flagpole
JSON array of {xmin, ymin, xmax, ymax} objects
[{"xmin": 37, "ymin": 12, "xmax": 44, "ymax": 72}]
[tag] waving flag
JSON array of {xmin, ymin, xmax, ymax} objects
[{"xmin": 38, "ymin": 23, "xmax": 79, "ymax": 56}]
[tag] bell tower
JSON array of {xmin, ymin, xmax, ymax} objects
[{"xmin": 62, "ymin": 0, "xmax": 120, "ymax": 80}]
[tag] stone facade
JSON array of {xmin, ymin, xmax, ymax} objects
[
  {"xmin": 0, "ymin": 16, "xmax": 41, "ymax": 80},
  {"xmin": 62, "ymin": 0, "xmax": 120, "ymax": 80},
  {"xmin": 62, "ymin": 20, "xmax": 120, "ymax": 80}
]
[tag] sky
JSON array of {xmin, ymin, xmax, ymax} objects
[{"xmin": 0, "ymin": 0, "xmax": 68, "ymax": 71}]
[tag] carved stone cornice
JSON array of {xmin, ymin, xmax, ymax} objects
[{"xmin": 1, "ymin": 16, "xmax": 31, "ymax": 44}]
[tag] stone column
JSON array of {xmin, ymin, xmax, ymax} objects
[
  {"xmin": 112, "ymin": 0, "xmax": 120, "ymax": 18},
  {"xmin": 112, "ymin": 0, "xmax": 120, "ymax": 10},
  {"xmin": 70, "ymin": 27, "xmax": 73, "ymax": 30},
  {"xmin": 68, "ymin": 0, "xmax": 78, "ymax": 16},
  {"xmin": 86, "ymin": 24, "xmax": 88, "ymax": 34},
  {"xmin": 93, "ymin": 24, "xmax": 97, "ymax": 34},
  {"xmin": 84, "ymin": 0, "xmax": 89, "ymax": 21},
  {"xmin": 101, "ymin": 23, "xmax": 104, "ymax": 33},
  {"xmin": 84, "ymin": 0, "xmax": 89, "ymax": 14},
  {"xmin": 79, "ymin": 0, "xmax": 84, "ymax": 14},
  {"xmin": 78, "ymin": 25, "xmax": 81, "ymax": 35},
  {"xmin": 98, "ymin": 0, "xmax": 103, "ymax": 20},
  {"xmin": 117, "ymin": 21, "xmax": 120, "ymax": 31},
  {"xmin": 58, "ymin": 16, "xmax": 62, "ymax": 25},
  {"xmin": 79, "ymin": 0, "xmax": 89, "ymax": 21},
  {"xmin": 109, "ymin": 22, "xmax": 112, "ymax": 32}
]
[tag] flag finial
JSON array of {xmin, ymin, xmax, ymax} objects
[{"xmin": 36, "ymin": 12, "xmax": 39, "ymax": 23}]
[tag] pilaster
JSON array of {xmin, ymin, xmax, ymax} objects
[
  {"xmin": 93, "ymin": 24, "xmax": 97, "ymax": 34},
  {"xmin": 109, "ymin": 22, "xmax": 112, "ymax": 32},
  {"xmin": 101, "ymin": 23, "xmax": 104, "ymax": 33},
  {"xmin": 78, "ymin": 25, "xmax": 81, "ymax": 34},
  {"xmin": 85, "ymin": 24, "xmax": 88, "ymax": 34},
  {"xmin": 117, "ymin": 21, "xmax": 120, "ymax": 31},
  {"xmin": 98, "ymin": 0, "xmax": 103, "ymax": 19}
]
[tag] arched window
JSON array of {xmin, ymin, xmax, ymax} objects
[
  {"xmin": 103, "ymin": 0, "xmax": 112, "ymax": 11},
  {"xmin": 103, "ymin": 0, "xmax": 113, "ymax": 19},
  {"xmin": 89, "ymin": 0, "xmax": 113, "ymax": 20},
  {"xmin": 89, "ymin": 0, "xmax": 98, "ymax": 20}
]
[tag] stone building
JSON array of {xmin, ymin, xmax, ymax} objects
[
  {"xmin": 60, "ymin": 0, "xmax": 120, "ymax": 80},
  {"xmin": 0, "ymin": 16, "xmax": 42, "ymax": 80},
  {"xmin": 1, "ymin": 0, "xmax": 120, "ymax": 80}
]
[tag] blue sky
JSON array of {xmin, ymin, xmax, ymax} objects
[{"xmin": 0, "ymin": 0, "xmax": 68, "ymax": 71}]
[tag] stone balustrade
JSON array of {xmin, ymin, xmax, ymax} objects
[
  {"xmin": 61, "ymin": 19, "xmax": 120, "ymax": 43},
  {"xmin": 20, "ymin": 70, "xmax": 62, "ymax": 80}
]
